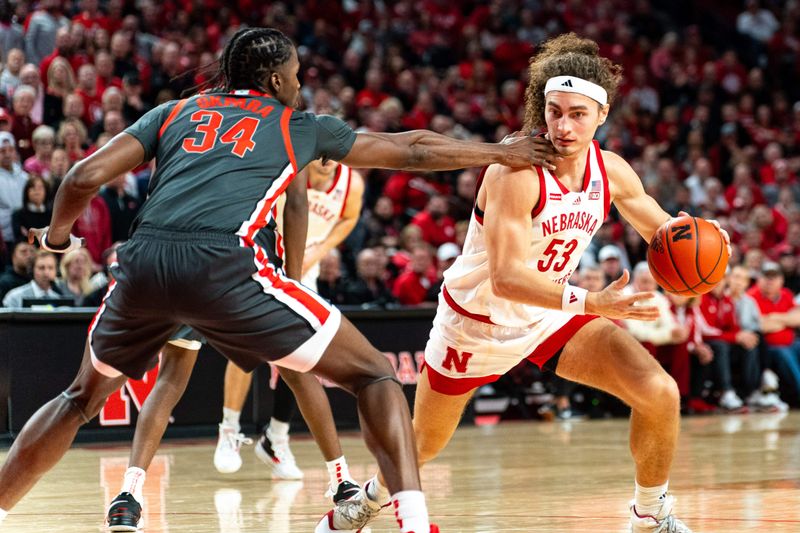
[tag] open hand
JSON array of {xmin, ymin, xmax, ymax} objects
[
  {"xmin": 585, "ymin": 270, "xmax": 661, "ymax": 321},
  {"xmin": 498, "ymin": 133, "xmax": 560, "ymax": 170}
]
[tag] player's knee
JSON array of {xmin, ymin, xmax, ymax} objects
[
  {"xmin": 638, "ymin": 373, "xmax": 680, "ymax": 414},
  {"xmin": 62, "ymin": 384, "xmax": 114, "ymax": 423},
  {"xmin": 348, "ymin": 350, "xmax": 397, "ymax": 392}
]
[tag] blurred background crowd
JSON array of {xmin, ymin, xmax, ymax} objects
[{"xmin": 1, "ymin": 0, "xmax": 800, "ymax": 418}]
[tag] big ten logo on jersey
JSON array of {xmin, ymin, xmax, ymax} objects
[
  {"xmin": 100, "ymin": 356, "xmax": 161, "ymax": 426},
  {"xmin": 281, "ymin": 351, "xmax": 425, "ymax": 389},
  {"xmin": 101, "ymin": 455, "xmax": 170, "ymax": 531}
]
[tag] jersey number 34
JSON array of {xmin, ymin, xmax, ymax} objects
[{"xmin": 182, "ymin": 110, "xmax": 259, "ymax": 158}]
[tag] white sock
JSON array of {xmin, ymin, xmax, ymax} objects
[
  {"xmin": 222, "ymin": 407, "xmax": 241, "ymax": 431},
  {"xmin": 268, "ymin": 418, "xmax": 290, "ymax": 439},
  {"xmin": 0, "ymin": 508, "xmax": 7, "ymax": 523},
  {"xmin": 121, "ymin": 467, "xmax": 146, "ymax": 505},
  {"xmin": 325, "ymin": 456, "xmax": 352, "ymax": 488},
  {"xmin": 366, "ymin": 475, "xmax": 391, "ymax": 505},
  {"xmin": 391, "ymin": 491, "xmax": 429, "ymax": 533},
  {"xmin": 634, "ymin": 480, "xmax": 669, "ymax": 517}
]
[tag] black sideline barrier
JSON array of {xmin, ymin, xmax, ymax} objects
[{"xmin": 0, "ymin": 306, "xmax": 471, "ymax": 445}]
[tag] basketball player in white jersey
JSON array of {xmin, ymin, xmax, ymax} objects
[
  {"xmin": 213, "ymin": 157, "xmax": 364, "ymax": 475},
  {"xmin": 319, "ymin": 33, "xmax": 730, "ymax": 533},
  {"xmin": 295, "ymin": 157, "xmax": 364, "ymax": 291}
]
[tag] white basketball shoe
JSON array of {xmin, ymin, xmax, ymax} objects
[
  {"xmin": 254, "ymin": 427, "xmax": 304, "ymax": 480},
  {"xmin": 213, "ymin": 423, "xmax": 253, "ymax": 474},
  {"xmin": 630, "ymin": 495, "xmax": 692, "ymax": 532}
]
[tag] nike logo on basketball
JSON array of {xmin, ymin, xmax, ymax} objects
[{"xmin": 561, "ymin": 80, "xmax": 573, "ymax": 87}]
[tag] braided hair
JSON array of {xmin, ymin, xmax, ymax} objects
[{"xmin": 190, "ymin": 27, "xmax": 295, "ymax": 95}]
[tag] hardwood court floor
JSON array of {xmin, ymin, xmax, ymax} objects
[{"xmin": 2, "ymin": 412, "xmax": 800, "ymax": 532}]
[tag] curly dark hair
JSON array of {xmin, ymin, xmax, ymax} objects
[{"xmin": 523, "ymin": 33, "xmax": 623, "ymax": 133}]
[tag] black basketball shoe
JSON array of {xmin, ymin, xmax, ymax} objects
[{"xmin": 106, "ymin": 491, "xmax": 142, "ymax": 531}]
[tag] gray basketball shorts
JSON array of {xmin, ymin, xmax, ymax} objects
[{"xmin": 88, "ymin": 227, "xmax": 340, "ymax": 380}]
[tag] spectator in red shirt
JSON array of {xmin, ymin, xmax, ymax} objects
[
  {"xmin": 39, "ymin": 26, "xmax": 88, "ymax": 87},
  {"xmin": 402, "ymin": 91, "xmax": 435, "ymax": 130},
  {"xmin": 72, "ymin": 0, "xmax": 110, "ymax": 32},
  {"xmin": 747, "ymin": 261, "xmax": 800, "ymax": 403},
  {"xmin": 725, "ymin": 163, "xmax": 766, "ymax": 207},
  {"xmin": 94, "ymin": 51, "xmax": 123, "ymax": 94},
  {"xmin": 700, "ymin": 279, "xmax": 761, "ymax": 409},
  {"xmin": 75, "ymin": 64, "xmax": 102, "ymax": 127},
  {"xmin": 73, "ymin": 191, "xmax": 112, "ymax": 269},
  {"xmin": 10, "ymin": 85, "xmax": 39, "ymax": 160},
  {"xmin": 39, "ymin": 26, "xmax": 69, "ymax": 85},
  {"xmin": 356, "ymin": 69, "xmax": 389, "ymax": 109},
  {"xmin": 410, "ymin": 194, "xmax": 456, "ymax": 248},
  {"xmin": 383, "ymin": 170, "xmax": 437, "ymax": 216},
  {"xmin": 392, "ymin": 243, "xmax": 436, "ymax": 305}
]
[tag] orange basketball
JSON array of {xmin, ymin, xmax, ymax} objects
[{"xmin": 646, "ymin": 216, "xmax": 729, "ymax": 296}]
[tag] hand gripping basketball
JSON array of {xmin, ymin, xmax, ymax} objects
[{"xmin": 28, "ymin": 226, "xmax": 86, "ymax": 254}]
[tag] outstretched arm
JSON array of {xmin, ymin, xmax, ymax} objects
[
  {"xmin": 340, "ymin": 131, "xmax": 558, "ymax": 171},
  {"xmin": 605, "ymin": 150, "xmax": 731, "ymax": 253},
  {"xmin": 604, "ymin": 150, "xmax": 671, "ymax": 243},
  {"xmin": 482, "ymin": 164, "xmax": 659, "ymax": 320}
]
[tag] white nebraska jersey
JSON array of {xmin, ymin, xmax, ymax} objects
[
  {"xmin": 276, "ymin": 163, "xmax": 353, "ymax": 289},
  {"xmin": 442, "ymin": 140, "xmax": 610, "ymax": 328}
]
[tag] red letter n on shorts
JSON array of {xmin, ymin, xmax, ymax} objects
[{"xmin": 442, "ymin": 347, "xmax": 472, "ymax": 374}]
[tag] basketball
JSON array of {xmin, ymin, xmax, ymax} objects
[{"xmin": 646, "ymin": 216, "xmax": 729, "ymax": 296}]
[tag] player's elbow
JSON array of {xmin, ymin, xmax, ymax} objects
[
  {"xmin": 64, "ymin": 159, "xmax": 104, "ymax": 193},
  {"xmin": 399, "ymin": 131, "xmax": 431, "ymax": 170},
  {"xmin": 490, "ymin": 270, "xmax": 517, "ymax": 299}
]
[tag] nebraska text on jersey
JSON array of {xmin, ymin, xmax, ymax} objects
[{"xmin": 540, "ymin": 211, "xmax": 599, "ymax": 237}]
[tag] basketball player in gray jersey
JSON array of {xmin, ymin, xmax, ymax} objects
[{"xmin": 0, "ymin": 27, "xmax": 557, "ymax": 533}]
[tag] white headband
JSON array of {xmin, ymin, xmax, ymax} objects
[{"xmin": 544, "ymin": 75, "xmax": 608, "ymax": 105}]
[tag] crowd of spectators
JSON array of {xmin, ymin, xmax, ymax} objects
[{"xmin": 3, "ymin": 0, "xmax": 800, "ymax": 413}]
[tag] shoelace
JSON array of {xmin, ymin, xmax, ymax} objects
[
  {"xmin": 333, "ymin": 497, "xmax": 382, "ymax": 529},
  {"xmin": 225, "ymin": 431, "xmax": 253, "ymax": 452},
  {"xmin": 653, "ymin": 515, "xmax": 692, "ymax": 533},
  {"xmin": 632, "ymin": 495, "xmax": 690, "ymax": 533}
]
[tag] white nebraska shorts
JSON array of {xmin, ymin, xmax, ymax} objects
[{"xmin": 422, "ymin": 286, "xmax": 598, "ymax": 395}]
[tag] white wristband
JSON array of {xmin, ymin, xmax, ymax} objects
[
  {"xmin": 41, "ymin": 232, "xmax": 84, "ymax": 254},
  {"xmin": 561, "ymin": 284, "xmax": 587, "ymax": 315}
]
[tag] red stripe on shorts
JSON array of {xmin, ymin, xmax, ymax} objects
[
  {"xmin": 526, "ymin": 314, "xmax": 598, "ymax": 369},
  {"xmin": 442, "ymin": 285, "xmax": 495, "ymax": 325},
  {"xmin": 421, "ymin": 359, "xmax": 502, "ymax": 396}
]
